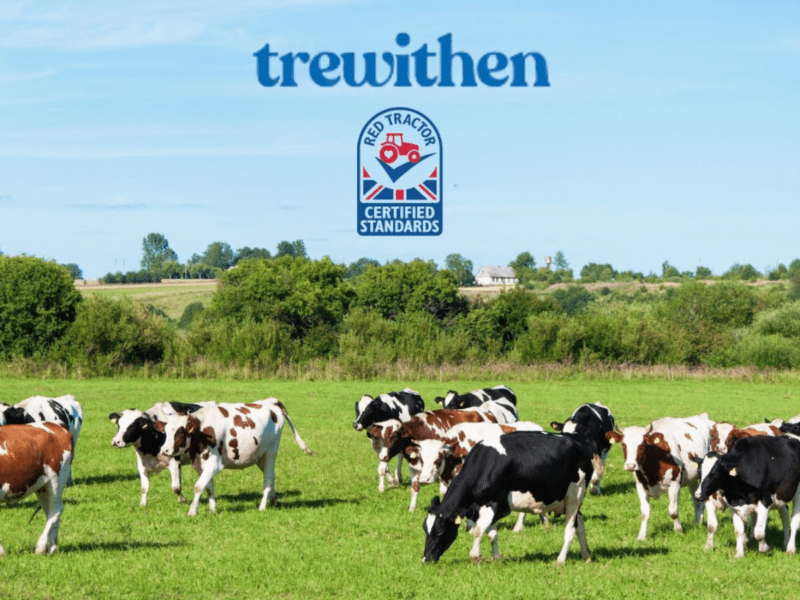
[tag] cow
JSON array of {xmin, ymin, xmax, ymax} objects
[
  {"xmin": 550, "ymin": 402, "xmax": 615, "ymax": 495},
  {"xmin": 709, "ymin": 421, "xmax": 781, "ymax": 454},
  {"xmin": 109, "ymin": 401, "xmax": 213, "ymax": 506},
  {"xmin": 369, "ymin": 408, "xmax": 495, "ymax": 512},
  {"xmin": 469, "ymin": 399, "xmax": 518, "ymax": 424},
  {"xmin": 0, "ymin": 422, "xmax": 73, "ymax": 555},
  {"xmin": 161, "ymin": 398, "xmax": 314, "ymax": 516},
  {"xmin": 406, "ymin": 420, "xmax": 545, "ymax": 531},
  {"xmin": 696, "ymin": 435, "xmax": 800, "ymax": 558},
  {"xmin": 606, "ymin": 413, "xmax": 713, "ymax": 540},
  {"xmin": 434, "ymin": 385, "xmax": 516, "ymax": 409},
  {"xmin": 422, "ymin": 430, "xmax": 598, "ymax": 565},
  {"xmin": 354, "ymin": 389, "xmax": 425, "ymax": 492}
]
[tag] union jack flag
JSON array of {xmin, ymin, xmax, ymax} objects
[{"xmin": 362, "ymin": 167, "xmax": 438, "ymax": 201}]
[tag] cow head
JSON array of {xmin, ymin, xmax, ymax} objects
[
  {"xmin": 405, "ymin": 439, "xmax": 450, "ymax": 485},
  {"xmin": 353, "ymin": 395, "xmax": 375, "ymax": 431},
  {"xmin": 696, "ymin": 453, "xmax": 730, "ymax": 503},
  {"xmin": 780, "ymin": 421, "xmax": 800, "ymax": 439},
  {"xmin": 161, "ymin": 414, "xmax": 197, "ymax": 458},
  {"xmin": 606, "ymin": 426, "xmax": 659, "ymax": 473},
  {"xmin": 709, "ymin": 422, "xmax": 737, "ymax": 454},
  {"xmin": 109, "ymin": 409, "xmax": 147, "ymax": 447},
  {"xmin": 438, "ymin": 391, "xmax": 459, "ymax": 409},
  {"xmin": 422, "ymin": 496, "xmax": 462, "ymax": 564}
]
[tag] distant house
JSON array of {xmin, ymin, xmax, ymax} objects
[{"xmin": 475, "ymin": 266, "xmax": 518, "ymax": 286}]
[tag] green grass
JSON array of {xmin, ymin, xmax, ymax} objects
[
  {"xmin": 77, "ymin": 282, "xmax": 217, "ymax": 322},
  {"xmin": 1, "ymin": 377, "xmax": 800, "ymax": 599}
]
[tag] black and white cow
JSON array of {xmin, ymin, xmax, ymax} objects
[
  {"xmin": 696, "ymin": 435, "xmax": 800, "ymax": 558},
  {"xmin": 109, "ymin": 401, "xmax": 212, "ymax": 506},
  {"xmin": 354, "ymin": 388, "xmax": 425, "ymax": 491},
  {"xmin": 422, "ymin": 430, "xmax": 598, "ymax": 565},
  {"xmin": 434, "ymin": 385, "xmax": 516, "ymax": 410},
  {"xmin": 550, "ymin": 402, "xmax": 615, "ymax": 495}
]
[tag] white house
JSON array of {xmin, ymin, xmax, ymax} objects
[{"xmin": 475, "ymin": 266, "xmax": 518, "ymax": 286}]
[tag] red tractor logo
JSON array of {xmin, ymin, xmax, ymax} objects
[{"xmin": 379, "ymin": 133, "xmax": 421, "ymax": 164}]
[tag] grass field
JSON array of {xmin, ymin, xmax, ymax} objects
[
  {"xmin": 77, "ymin": 281, "xmax": 218, "ymax": 322},
  {"xmin": 1, "ymin": 376, "xmax": 800, "ymax": 599}
]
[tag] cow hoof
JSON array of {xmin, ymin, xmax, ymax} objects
[
  {"xmin": 584, "ymin": 556, "xmax": 592, "ymax": 564},
  {"xmin": 471, "ymin": 555, "xmax": 482, "ymax": 564}
]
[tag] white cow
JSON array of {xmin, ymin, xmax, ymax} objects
[{"xmin": 161, "ymin": 398, "xmax": 314, "ymax": 516}]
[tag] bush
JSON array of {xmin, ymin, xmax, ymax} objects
[
  {"xmin": 337, "ymin": 308, "xmax": 398, "ymax": 378},
  {"xmin": 750, "ymin": 303, "xmax": 800, "ymax": 340},
  {"xmin": 712, "ymin": 334, "xmax": 800, "ymax": 370},
  {"xmin": 188, "ymin": 316, "xmax": 294, "ymax": 369},
  {"xmin": 550, "ymin": 285, "xmax": 595, "ymax": 316},
  {"xmin": 0, "ymin": 256, "xmax": 82, "ymax": 358},
  {"xmin": 57, "ymin": 296, "xmax": 175, "ymax": 370},
  {"xmin": 207, "ymin": 256, "xmax": 354, "ymax": 338}
]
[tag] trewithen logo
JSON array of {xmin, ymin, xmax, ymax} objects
[
  {"xmin": 357, "ymin": 108, "xmax": 442, "ymax": 236},
  {"xmin": 254, "ymin": 33, "xmax": 549, "ymax": 88}
]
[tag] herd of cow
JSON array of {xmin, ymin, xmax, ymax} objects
[
  {"xmin": 3, "ymin": 386, "xmax": 800, "ymax": 566},
  {"xmin": 351, "ymin": 385, "xmax": 800, "ymax": 564}
]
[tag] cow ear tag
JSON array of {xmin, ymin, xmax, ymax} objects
[
  {"xmin": 729, "ymin": 467, "xmax": 737, "ymax": 477},
  {"xmin": 609, "ymin": 438, "xmax": 616, "ymax": 444},
  {"xmin": 454, "ymin": 516, "xmax": 462, "ymax": 525},
  {"xmin": 142, "ymin": 423, "xmax": 149, "ymax": 429},
  {"xmin": 653, "ymin": 435, "xmax": 661, "ymax": 444}
]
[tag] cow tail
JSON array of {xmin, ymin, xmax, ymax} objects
[{"xmin": 277, "ymin": 402, "xmax": 315, "ymax": 456}]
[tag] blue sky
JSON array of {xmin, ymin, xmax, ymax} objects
[{"xmin": 1, "ymin": 1, "xmax": 798, "ymax": 279}]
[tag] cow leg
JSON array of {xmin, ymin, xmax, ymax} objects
[
  {"xmin": 188, "ymin": 456, "xmax": 222, "ymax": 516},
  {"xmin": 787, "ymin": 494, "xmax": 800, "ymax": 554},
  {"xmin": 34, "ymin": 485, "xmax": 63, "ymax": 555},
  {"xmin": 408, "ymin": 465, "xmax": 421, "ymax": 512},
  {"xmin": 778, "ymin": 505, "xmax": 791, "ymax": 551},
  {"xmin": 754, "ymin": 502, "xmax": 771, "ymax": 553},
  {"xmin": 590, "ymin": 451, "xmax": 607, "ymax": 495},
  {"xmin": 377, "ymin": 460, "xmax": 387, "ymax": 493},
  {"xmin": 512, "ymin": 512, "xmax": 525, "ymax": 533},
  {"xmin": 169, "ymin": 458, "xmax": 186, "ymax": 503},
  {"xmin": 469, "ymin": 505, "xmax": 498, "ymax": 563},
  {"xmin": 635, "ymin": 482, "xmax": 651, "ymax": 541},
  {"xmin": 392, "ymin": 455, "xmax": 403, "ymax": 487},
  {"xmin": 703, "ymin": 500, "xmax": 718, "ymax": 552},
  {"xmin": 732, "ymin": 510, "xmax": 748, "ymax": 558},
  {"xmin": 257, "ymin": 450, "xmax": 279, "ymax": 510},
  {"xmin": 134, "ymin": 451, "xmax": 151, "ymax": 507},
  {"xmin": 688, "ymin": 480, "xmax": 703, "ymax": 525},
  {"xmin": 557, "ymin": 477, "xmax": 590, "ymax": 565},
  {"xmin": 667, "ymin": 480, "xmax": 683, "ymax": 533}
]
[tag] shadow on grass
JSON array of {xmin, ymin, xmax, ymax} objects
[
  {"xmin": 201, "ymin": 489, "xmax": 359, "ymax": 513},
  {"xmin": 502, "ymin": 545, "xmax": 668, "ymax": 564},
  {"xmin": 60, "ymin": 540, "xmax": 184, "ymax": 554},
  {"xmin": 73, "ymin": 472, "xmax": 139, "ymax": 486},
  {"xmin": 497, "ymin": 512, "xmax": 608, "ymax": 531},
  {"xmin": 597, "ymin": 480, "xmax": 636, "ymax": 495}
]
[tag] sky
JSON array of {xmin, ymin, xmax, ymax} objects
[{"xmin": 1, "ymin": 1, "xmax": 798, "ymax": 279}]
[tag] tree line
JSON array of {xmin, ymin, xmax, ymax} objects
[{"xmin": 3, "ymin": 252, "xmax": 800, "ymax": 379}]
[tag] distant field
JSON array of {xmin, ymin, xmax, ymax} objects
[
  {"xmin": 2, "ymin": 377, "xmax": 800, "ymax": 599},
  {"xmin": 77, "ymin": 280, "xmax": 218, "ymax": 321}
]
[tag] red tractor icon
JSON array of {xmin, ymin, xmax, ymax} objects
[{"xmin": 379, "ymin": 133, "xmax": 421, "ymax": 164}]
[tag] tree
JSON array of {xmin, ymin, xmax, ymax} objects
[
  {"xmin": 444, "ymin": 253, "xmax": 475, "ymax": 287},
  {"xmin": 509, "ymin": 251, "xmax": 535, "ymax": 273},
  {"xmin": 0, "ymin": 256, "xmax": 82, "ymax": 357},
  {"xmin": 235, "ymin": 246, "xmax": 271, "ymax": 264},
  {"xmin": 553, "ymin": 251, "xmax": 569, "ymax": 270},
  {"xmin": 661, "ymin": 261, "xmax": 680, "ymax": 279},
  {"xmin": 345, "ymin": 257, "xmax": 380, "ymax": 279},
  {"xmin": 60, "ymin": 263, "xmax": 83, "ymax": 280},
  {"xmin": 202, "ymin": 242, "xmax": 235, "ymax": 270},
  {"xmin": 695, "ymin": 266, "xmax": 713, "ymax": 279},
  {"xmin": 580, "ymin": 262, "xmax": 617, "ymax": 283},
  {"xmin": 141, "ymin": 233, "xmax": 178, "ymax": 274},
  {"xmin": 355, "ymin": 259, "xmax": 466, "ymax": 321},
  {"xmin": 207, "ymin": 256, "xmax": 354, "ymax": 338},
  {"xmin": 276, "ymin": 239, "xmax": 307, "ymax": 259},
  {"xmin": 722, "ymin": 263, "xmax": 761, "ymax": 281}
]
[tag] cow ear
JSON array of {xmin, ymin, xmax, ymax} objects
[
  {"xmin": 109, "ymin": 412, "xmax": 120, "ymax": 423},
  {"xmin": 429, "ymin": 496, "xmax": 441, "ymax": 511},
  {"xmin": 550, "ymin": 421, "xmax": 563, "ymax": 432},
  {"xmin": 606, "ymin": 431, "xmax": 622, "ymax": 444}
]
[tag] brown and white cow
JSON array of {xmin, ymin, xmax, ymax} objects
[
  {"xmin": 367, "ymin": 409, "xmax": 498, "ymax": 512},
  {"xmin": 606, "ymin": 413, "xmax": 713, "ymax": 540},
  {"xmin": 709, "ymin": 421, "xmax": 781, "ymax": 455},
  {"xmin": 0, "ymin": 423, "xmax": 73, "ymax": 555},
  {"xmin": 161, "ymin": 399, "xmax": 314, "ymax": 516}
]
